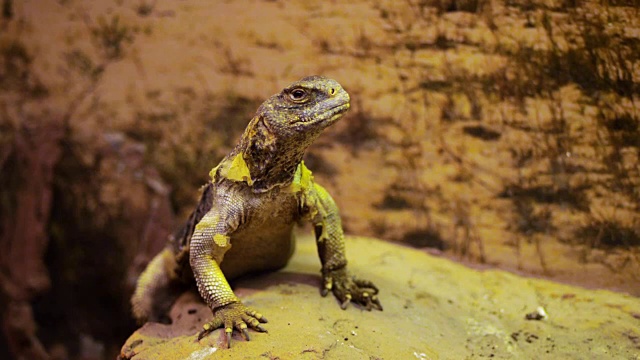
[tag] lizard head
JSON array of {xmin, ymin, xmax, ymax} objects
[
  {"xmin": 218, "ymin": 76, "xmax": 350, "ymax": 192},
  {"xmin": 257, "ymin": 75, "xmax": 350, "ymax": 137}
]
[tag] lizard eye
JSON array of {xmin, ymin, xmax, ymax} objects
[{"xmin": 289, "ymin": 88, "xmax": 308, "ymax": 102}]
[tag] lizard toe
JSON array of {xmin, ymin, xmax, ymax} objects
[
  {"xmin": 197, "ymin": 302, "xmax": 268, "ymax": 347},
  {"xmin": 324, "ymin": 268, "xmax": 383, "ymax": 311}
]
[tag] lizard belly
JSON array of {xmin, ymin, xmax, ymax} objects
[{"xmin": 219, "ymin": 191, "xmax": 299, "ymax": 280}]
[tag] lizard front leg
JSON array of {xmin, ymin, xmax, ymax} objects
[
  {"xmin": 303, "ymin": 182, "xmax": 383, "ymax": 311},
  {"xmin": 189, "ymin": 209, "xmax": 267, "ymax": 347}
]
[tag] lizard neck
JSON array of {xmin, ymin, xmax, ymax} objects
[{"xmin": 213, "ymin": 115, "xmax": 313, "ymax": 192}]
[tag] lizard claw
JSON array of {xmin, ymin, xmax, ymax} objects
[
  {"xmin": 240, "ymin": 323, "xmax": 251, "ymax": 341},
  {"xmin": 340, "ymin": 294, "xmax": 352, "ymax": 310},
  {"xmin": 197, "ymin": 321, "xmax": 218, "ymax": 341},
  {"xmin": 224, "ymin": 326, "xmax": 233, "ymax": 348},
  {"xmin": 371, "ymin": 295, "xmax": 383, "ymax": 311},
  {"xmin": 321, "ymin": 275, "xmax": 333, "ymax": 297},
  {"xmin": 322, "ymin": 268, "xmax": 383, "ymax": 311},
  {"xmin": 197, "ymin": 302, "xmax": 268, "ymax": 347}
]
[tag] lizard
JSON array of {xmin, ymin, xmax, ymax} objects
[{"xmin": 130, "ymin": 75, "xmax": 382, "ymax": 348}]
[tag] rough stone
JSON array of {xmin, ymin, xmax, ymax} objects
[{"xmin": 120, "ymin": 236, "xmax": 640, "ymax": 359}]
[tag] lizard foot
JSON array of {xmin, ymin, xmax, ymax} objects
[
  {"xmin": 322, "ymin": 268, "xmax": 383, "ymax": 311},
  {"xmin": 197, "ymin": 302, "xmax": 268, "ymax": 348}
]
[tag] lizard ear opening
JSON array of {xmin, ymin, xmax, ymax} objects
[
  {"xmin": 242, "ymin": 115, "xmax": 274, "ymax": 145},
  {"xmin": 244, "ymin": 115, "xmax": 278, "ymax": 174},
  {"xmin": 248, "ymin": 115, "xmax": 276, "ymax": 144},
  {"xmin": 256, "ymin": 114, "xmax": 274, "ymax": 134}
]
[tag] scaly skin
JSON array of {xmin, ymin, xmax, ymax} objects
[{"xmin": 131, "ymin": 76, "xmax": 382, "ymax": 348}]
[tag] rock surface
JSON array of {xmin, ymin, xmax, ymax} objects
[{"xmin": 120, "ymin": 236, "xmax": 640, "ymax": 360}]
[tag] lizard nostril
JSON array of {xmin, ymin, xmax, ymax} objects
[{"xmin": 329, "ymin": 88, "xmax": 336, "ymax": 96}]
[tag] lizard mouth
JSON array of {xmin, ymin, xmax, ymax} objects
[
  {"xmin": 316, "ymin": 102, "xmax": 350, "ymax": 125},
  {"xmin": 290, "ymin": 99, "xmax": 350, "ymax": 127}
]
